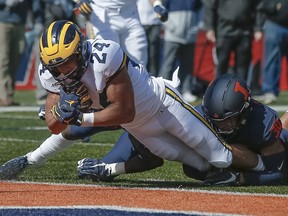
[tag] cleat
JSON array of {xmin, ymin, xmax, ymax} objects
[
  {"xmin": 0, "ymin": 156, "xmax": 29, "ymax": 180},
  {"xmin": 77, "ymin": 158, "xmax": 116, "ymax": 182},
  {"xmin": 203, "ymin": 168, "xmax": 240, "ymax": 186}
]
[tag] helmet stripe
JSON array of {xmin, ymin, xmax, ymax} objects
[{"xmin": 39, "ymin": 20, "xmax": 83, "ymax": 67}]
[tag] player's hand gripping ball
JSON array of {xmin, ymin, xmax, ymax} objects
[
  {"xmin": 74, "ymin": 83, "xmax": 93, "ymax": 112},
  {"xmin": 51, "ymin": 103, "xmax": 83, "ymax": 126},
  {"xmin": 51, "ymin": 88, "xmax": 83, "ymax": 126}
]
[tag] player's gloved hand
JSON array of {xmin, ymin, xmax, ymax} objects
[
  {"xmin": 51, "ymin": 103, "xmax": 83, "ymax": 126},
  {"xmin": 153, "ymin": 0, "xmax": 168, "ymax": 22},
  {"xmin": 59, "ymin": 87, "xmax": 81, "ymax": 108},
  {"xmin": 5, "ymin": 0, "xmax": 21, "ymax": 8},
  {"xmin": 77, "ymin": 0, "xmax": 93, "ymax": 19},
  {"xmin": 73, "ymin": 84, "xmax": 93, "ymax": 112}
]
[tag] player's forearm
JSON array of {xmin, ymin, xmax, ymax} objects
[
  {"xmin": 45, "ymin": 113, "xmax": 68, "ymax": 134},
  {"xmin": 280, "ymin": 111, "xmax": 288, "ymax": 130},
  {"xmin": 230, "ymin": 144, "xmax": 261, "ymax": 170},
  {"xmin": 82, "ymin": 103, "xmax": 135, "ymax": 127}
]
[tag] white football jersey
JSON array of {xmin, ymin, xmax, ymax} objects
[{"xmin": 38, "ymin": 39, "xmax": 165, "ymax": 127}]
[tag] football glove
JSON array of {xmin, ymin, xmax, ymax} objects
[
  {"xmin": 51, "ymin": 103, "xmax": 83, "ymax": 126},
  {"xmin": 74, "ymin": 84, "xmax": 93, "ymax": 112},
  {"xmin": 77, "ymin": 0, "xmax": 93, "ymax": 19},
  {"xmin": 153, "ymin": 1, "xmax": 168, "ymax": 22},
  {"xmin": 63, "ymin": 83, "xmax": 93, "ymax": 112},
  {"xmin": 59, "ymin": 87, "xmax": 81, "ymax": 109}
]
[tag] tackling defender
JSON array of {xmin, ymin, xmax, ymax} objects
[{"xmin": 184, "ymin": 74, "xmax": 287, "ymax": 185}]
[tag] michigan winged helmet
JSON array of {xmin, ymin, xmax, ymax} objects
[{"xmin": 39, "ymin": 20, "xmax": 89, "ymax": 88}]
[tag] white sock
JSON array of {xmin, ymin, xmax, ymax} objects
[
  {"xmin": 26, "ymin": 133, "xmax": 76, "ymax": 165},
  {"xmin": 105, "ymin": 162, "xmax": 125, "ymax": 175}
]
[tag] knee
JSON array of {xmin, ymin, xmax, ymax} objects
[
  {"xmin": 210, "ymin": 161, "xmax": 230, "ymax": 169},
  {"xmin": 62, "ymin": 126, "xmax": 89, "ymax": 140},
  {"xmin": 61, "ymin": 127, "xmax": 79, "ymax": 140}
]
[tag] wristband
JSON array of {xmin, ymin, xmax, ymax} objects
[
  {"xmin": 82, "ymin": 113, "xmax": 94, "ymax": 126},
  {"xmin": 251, "ymin": 154, "xmax": 265, "ymax": 171}
]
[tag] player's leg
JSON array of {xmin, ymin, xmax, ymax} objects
[
  {"xmin": 101, "ymin": 131, "xmax": 135, "ymax": 163},
  {"xmin": 77, "ymin": 132, "xmax": 164, "ymax": 181},
  {"xmin": 0, "ymin": 125, "xmax": 119, "ymax": 180},
  {"xmin": 128, "ymin": 124, "xmax": 212, "ymax": 172},
  {"xmin": 120, "ymin": 16, "xmax": 148, "ymax": 66},
  {"xmin": 88, "ymin": 9, "xmax": 119, "ymax": 42},
  {"xmin": 158, "ymin": 41, "xmax": 179, "ymax": 80}
]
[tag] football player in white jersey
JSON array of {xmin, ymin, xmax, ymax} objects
[
  {"xmin": 0, "ymin": 0, "xmax": 169, "ymax": 180},
  {"xmin": 76, "ymin": 0, "xmax": 168, "ymax": 66},
  {"xmin": 38, "ymin": 20, "xmax": 264, "ymax": 176}
]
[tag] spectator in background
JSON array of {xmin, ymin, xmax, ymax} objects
[
  {"xmin": 158, "ymin": 0, "xmax": 203, "ymax": 103},
  {"xmin": 83, "ymin": 0, "xmax": 149, "ymax": 66},
  {"xmin": 0, "ymin": 0, "xmax": 44, "ymax": 106},
  {"xmin": 256, "ymin": 1, "xmax": 288, "ymax": 104},
  {"xmin": 34, "ymin": 0, "xmax": 77, "ymax": 105},
  {"xmin": 137, "ymin": 0, "xmax": 165, "ymax": 76},
  {"xmin": 202, "ymin": 0, "xmax": 264, "ymax": 81},
  {"xmin": 79, "ymin": 0, "xmax": 167, "ymax": 67}
]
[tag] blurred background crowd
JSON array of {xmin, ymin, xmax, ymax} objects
[{"xmin": 0, "ymin": 0, "xmax": 287, "ymax": 106}]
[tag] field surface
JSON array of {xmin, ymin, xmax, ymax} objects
[{"xmin": 1, "ymin": 90, "xmax": 288, "ymax": 215}]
